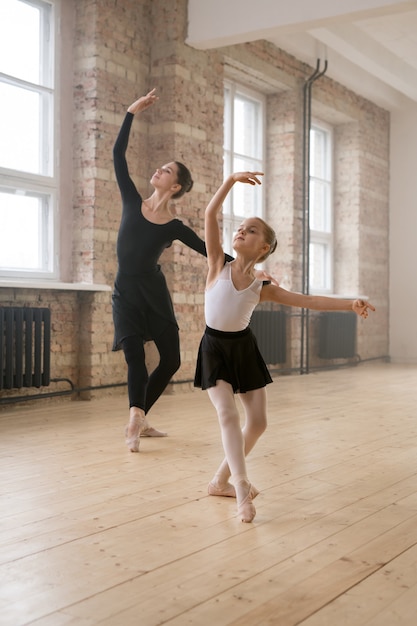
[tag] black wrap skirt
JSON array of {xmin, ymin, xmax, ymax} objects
[
  {"xmin": 112, "ymin": 267, "xmax": 178, "ymax": 350},
  {"xmin": 194, "ymin": 325, "xmax": 273, "ymax": 393}
]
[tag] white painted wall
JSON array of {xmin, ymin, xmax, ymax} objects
[
  {"xmin": 389, "ymin": 100, "xmax": 417, "ymax": 363},
  {"xmin": 187, "ymin": 0, "xmax": 412, "ymax": 49}
]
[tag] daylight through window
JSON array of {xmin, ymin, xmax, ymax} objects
[
  {"xmin": 0, "ymin": 0, "xmax": 57, "ymax": 278},
  {"xmin": 223, "ymin": 81, "xmax": 265, "ymax": 257},
  {"xmin": 309, "ymin": 123, "xmax": 333, "ymax": 292}
]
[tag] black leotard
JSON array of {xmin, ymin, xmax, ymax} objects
[{"xmin": 112, "ymin": 113, "xmax": 207, "ymax": 349}]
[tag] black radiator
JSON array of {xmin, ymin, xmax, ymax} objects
[
  {"xmin": 318, "ymin": 311, "xmax": 357, "ymax": 359},
  {"xmin": 250, "ymin": 310, "xmax": 286, "ymax": 364},
  {"xmin": 0, "ymin": 307, "xmax": 51, "ymax": 390}
]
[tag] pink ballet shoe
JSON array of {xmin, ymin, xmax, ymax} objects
[
  {"xmin": 208, "ymin": 481, "xmax": 236, "ymax": 497},
  {"xmin": 124, "ymin": 415, "xmax": 146, "ymax": 453},
  {"xmin": 208, "ymin": 481, "xmax": 260, "ymax": 499},
  {"xmin": 248, "ymin": 484, "xmax": 260, "ymax": 500},
  {"xmin": 140, "ymin": 426, "xmax": 167, "ymax": 437},
  {"xmin": 125, "ymin": 427, "xmax": 140, "ymax": 452},
  {"xmin": 237, "ymin": 485, "xmax": 256, "ymax": 523}
]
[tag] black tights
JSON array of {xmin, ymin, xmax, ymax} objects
[{"xmin": 121, "ymin": 325, "xmax": 180, "ymax": 414}]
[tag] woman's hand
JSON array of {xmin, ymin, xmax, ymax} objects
[
  {"xmin": 352, "ymin": 299, "xmax": 376, "ymax": 318},
  {"xmin": 254, "ymin": 270, "xmax": 280, "ymax": 286},
  {"xmin": 127, "ymin": 88, "xmax": 159, "ymax": 115}
]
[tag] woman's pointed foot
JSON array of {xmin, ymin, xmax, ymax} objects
[{"xmin": 125, "ymin": 415, "xmax": 146, "ymax": 452}]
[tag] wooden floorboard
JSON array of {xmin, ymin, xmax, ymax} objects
[{"xmin": 1, "ymin": 362, "xmax": 417, "ymax": 625}]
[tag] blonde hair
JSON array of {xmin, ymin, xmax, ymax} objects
[{"xmin": 254, "ymin": 217, "xmax": 277, "ymax": 262}]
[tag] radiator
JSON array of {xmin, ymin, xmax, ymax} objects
[
  {"xmin": 318, "ymin": 311, "xmax": 357, "ymax": 359},
  {"xmin": 0, "ymin": 307, "xmax": 51, "ymax": 390},
  {"xmin": 250, "ymin": 310, "xmax": 286, "ymax": 364}
]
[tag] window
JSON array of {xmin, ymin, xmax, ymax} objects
[
  {"xmin": 309, "ymin": 123, "xmax": 333, "ymax": 292},
  {"xmin": 223, "ymin": 81, "xmax": 265, "ymax": 257},
  {"xmin": 0, "ymin": 0, "xmax": 57, "ymax": 278}
]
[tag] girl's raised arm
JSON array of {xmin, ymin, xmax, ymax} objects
[{"xmin": 205, "ymin": 172, "xmax": 263, "ymax": 286}]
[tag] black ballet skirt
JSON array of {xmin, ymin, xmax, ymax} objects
[
  {"xmin": 112, "ymin": 267, "xmax": 177, "ymax": 349},
  {"xmin": 194, "ymin": 326, "xmax": 273, "ymax": 393}
]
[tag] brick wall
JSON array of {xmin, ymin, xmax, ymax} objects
[{"xmin": 0, "ymin": 0, "xmax": 389, "ymax": 406}]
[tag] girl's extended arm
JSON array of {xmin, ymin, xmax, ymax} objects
[{"xmin": 260, "ymin": 284, "xmax": 375, "ymax": 318}]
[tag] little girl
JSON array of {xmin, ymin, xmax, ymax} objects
[{"xmin": 194, "ymin": 171, "xmax": 375, "ymax": 523}]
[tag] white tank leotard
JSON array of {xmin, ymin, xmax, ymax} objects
[{"xmin": 204, "ymin": 262, "xmax": 262, "ymax": 332}]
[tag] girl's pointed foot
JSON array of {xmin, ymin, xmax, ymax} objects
[
  {"xmin": 238, "ymin": 491, "xmax": 256, "ymax": 523},
  {"xmin": 208, "ymin": 481, "xmax": 260, "ymax": 500},
  {"xmin": 248, "ymin": 484, "xmax": 260, "ymax": 500},
  {"xmin": 236, "ymin": 480, "xmax": 256, "ymax": 523},
  {"xmin": 208, "ymin": 481, "xmax": 236, "ymax": 497}
]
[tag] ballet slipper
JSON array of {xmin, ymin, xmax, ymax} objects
[
  {"xmin": 237, "ymin": 485, "xmax": 256, "ymax": 523},
  {"xmin": 125, "ymin": 426, "xmax": 140, "ymax": 452},
  {"xmin": 208, "ymin": 481, "xmax": 236, "ymax": 497},
  {"xmin": 208, "ymin": 481, "xmax": 260, "ymax": 499},
  {"xmin": 140, "ymin": 426, "xmax": 167, "ymax": 437},
  {"xmin": 124, "ymin": 415, "xmax": 146, "ymax": 453},
  {"xmin": 248, "ymin": 484, "xmax": 260, "ymax": 500}
]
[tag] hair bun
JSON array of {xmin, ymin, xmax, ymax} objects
[{"xmin": 173, "ymin": 161, "xmax": 193, "ymax": 199}]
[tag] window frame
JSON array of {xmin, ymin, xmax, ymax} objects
[
  {"xmin": 223, "ymin": 80, "xmax": 266, "ymax": 259},
  {"xmin": 309, "ymin": 120, "xmax": 334, "ymax": 293},
  {"xmin": 0, "ymin": 0, "xmax": 59, "ymax": 280}
]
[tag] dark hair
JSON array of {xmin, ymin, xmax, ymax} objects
[
  {"xmin": 255, "ymin": 217, "xmax": 278, "ymax": 262},
  {"xmin": 173, "ymin": 161, "xmax": 194, "ymax": 199}
]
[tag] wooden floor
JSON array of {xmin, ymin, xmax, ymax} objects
[{"xmin": 1, "ymin": 363, "xmax": 417, "ymax": 626}]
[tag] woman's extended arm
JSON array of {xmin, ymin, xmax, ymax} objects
[
  {"xmin": 126, "ymin": 89, "xmax": 158, "ymax": 115},
  {"xmin": 113, "ymin": 113, "xmax": 137, "ymax": 200},
  {"xmin": 176, "ymin": 222, "xmax": 234, "ymax": 261},
  {"xmin": 113, "ymin": 89, "xmax": 159, "ymax": 201}
]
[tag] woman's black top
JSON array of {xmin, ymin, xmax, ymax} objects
[{"xmin": 112, "ymin": 112, "xmax": 208, "ymax": 349}]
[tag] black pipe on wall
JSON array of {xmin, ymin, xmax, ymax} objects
[{"xmin": 300, "ymin": 58, "xmax": 328, "ymax": 374}]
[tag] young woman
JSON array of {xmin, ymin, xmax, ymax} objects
[
  {"xmin": 112, "ymin": 89, "xmax": 211, "ymax": 452},
  {"xmin": 194, "ymin": 171, "xmax": 375, "ymax": 523}
]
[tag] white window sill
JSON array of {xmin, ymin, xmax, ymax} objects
[{"xmin": 0, "ymin": 280, "xmax": 111, "ymax": 292}]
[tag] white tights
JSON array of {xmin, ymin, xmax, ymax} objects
[{"xmin": 207, "ymin": 381, "xmax": 267, "ymax": 489}]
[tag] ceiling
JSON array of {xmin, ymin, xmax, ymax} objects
[{"xmin": 187, "ymin": 0, "xmax": 417, "ymax": 111}]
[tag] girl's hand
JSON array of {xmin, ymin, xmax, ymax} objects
[
  {"xmin": 127, "ymin": 88, "xmax": 159, "ymax": 114},
  {"xmin": 232, "ymin": 171, "xmax": 264, "ymax": 185},
  {"xmin": 352, "ymin": 299, "xmax": 376, "ymax": 318}
]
